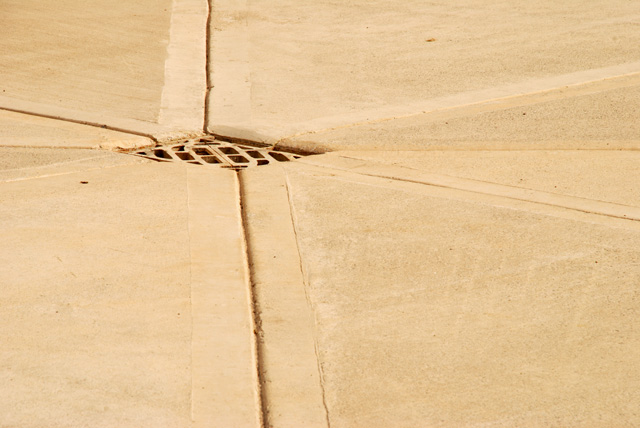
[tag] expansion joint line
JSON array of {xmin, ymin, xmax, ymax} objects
[
  {"xmin": 203, "ymin": 0, "xmax": 213, "ymax": 133},
  {"xmin": 0, "ymin": 105, "xmax": 159, "ymax": 144},
  {"xmin": 282, "ymin": 167, "xmax": 332, "ymax": 428},
  {"xmin": 236, "ymin": 170, "xmax": 268, "ymax": 428}
]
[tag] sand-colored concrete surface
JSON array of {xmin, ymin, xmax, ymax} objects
[
  {"xmin": 0, "ymin": 162, "xmax": 192, "ymax": 426},
  {"xmin": 283, "ymin": 75, "xmax": 640, "ymax": 151},
  {"xmin": 317, "ymin": 150, "xmax": 640, "ymax": 208},
  {"xmin": 0, "ymin": 147, "xmax": 147, "ymax": 183},
  {"xmin": 187, "ymin": 167, "xmax": 262, "ymax": 428},
  {"xmin": 4, "ymin": 0, "xmax": 640, "ymax": 426},
  {"xmin": 208, "ymin": 0, "xmax": 640, "ymax": 141},
  {"xmin": 0, "ymin": 110, "xmax": 153, "ymax": 150},
  {"xmin": 240, "ymin": 166, "xmax": 329, "ymax": 428},
  {"xmin": 255, "ymin": 160, "xmax": 640, "ymax": 427},
  {"xmin": 0, "ymin": 0, "xmax": 172, "ymax": 123},
  {"xmin": 0, "ymin": 156, "xmax": 261, "ymax": 427}
]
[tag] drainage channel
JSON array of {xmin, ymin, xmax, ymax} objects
[{"xmin": 134, "ymin": 135, "xmax": 303, "ymax": 169}]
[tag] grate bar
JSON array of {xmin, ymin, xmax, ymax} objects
[{"xmin": 134, "ymin": 136, "xmax": 302, "ymax": 168}]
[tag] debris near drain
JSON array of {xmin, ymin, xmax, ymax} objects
[{"xmin": 134, "ymin": 135, "xmax": 302, "ymax": 169}]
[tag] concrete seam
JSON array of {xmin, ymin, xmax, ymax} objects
[
  {"xmin": 187, "ymin": 168, "xmax": 195, "ymax": 425},
  {"xmin": 303, "ymin": 157, "xmax": 640, "ymax": 223},
  {"xmin": 0, "ymin": 161, "xmax": 144, "ymax": 184},
  {"xmin": 282, "ymin": 166, "xmax": 332, "ymax": 428},
  {"xmin": 237, "ymin": 170, "xmax": 268, "ymax": 428},
  {"xmin": 204, "ymin": 0, "xmax": 213, "ymax": 133},
  {"xmin": 0, "ymin": 105, "xmax": 159, "ymax": 144},
  {"xmin": 205, "ymin": 0, "xmax": 253, "ymax": 134},
  {"xmin": 275, "ymin": 67, "xmax": 640, "ymax": 144},
  {"xmin": 0, "ymin": 154, "xmax": 120, "ymax": 173},
  {"xmin": 159, "ymin": 0, "xmax": 208, "ymax": 132}
]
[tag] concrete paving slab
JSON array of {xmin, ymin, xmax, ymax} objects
[
  {"xmin": 240, "ymin": 165, "xmax": 329, "ymax": 428},
  {"xmin": 0, "ymin": 0, "xmax": 208, "ymax": 139},
  {"xmin": 187, "ymin": 167, "xmax": 262, "ymax": 428},
  {"xmin": 315, "ymin": 150, "xmax": 640, "ymax": 208},
  {"xmin": 4, "ymin": 0, "xmax": 640, "ymax": 425},
  {"xmin": 208, "ymin": 0, "xmax": 640, "ymax": 141},
  {"xmin": 0, "ymin": 157, "xmax": 261, "ymax": 427},
  {"xmin": 0, "ymin": 0, "xmax": 172, "ymax": 123},
  {"xmin": 282, "ymin": 75, "xmax": 640, "ymax": 152},
  {"xmin": 266, "ymin": 160, "xmax": 640, "ymax": 427},
  {"xmin": 0, "ymin": 162, "xmax": 192, "ymax": 427},
  {"xmin": 0, "ymin": 147, "xmax": 147, "ymax": 183},
  {"xmin": 0, "ymin": 110, "xmax": 153, "ymax": 151}
]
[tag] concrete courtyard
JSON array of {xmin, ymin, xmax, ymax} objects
[{"xmin": 1, "ymin": 0, "xmax": 639, "ymax": 427}]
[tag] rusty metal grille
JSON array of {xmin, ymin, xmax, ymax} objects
[{"xmin": 134, "ymin": 136, "xmax": 302, "ymax": 168}]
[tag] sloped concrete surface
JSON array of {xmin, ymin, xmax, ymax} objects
[
  {"xmin": 0, "ymin": 161, "xmax": 193, "ymax": 426},
  {"xmin": 0, "ymin": 157, "xmax": 260, "ymax": 427},
  {"xmin": 263, "ymin": 159, "xmax": 640, "ymax": 427},
  {"xmin": 208, "ymin": 0, "xmax": 640, "ymax": 141},
  {"xmin": 282, "ymin": 76, "xmax": 640, "ymax": 151},
  {"xmin": 0, "ymin": 110, "xmax": 153, "ymax": 150},
  {"xmin": 3, "ymin": 0, "xmax": 640, "ymax": 426},
  {"xmin": 0, "ymin": 0, "xmax": 172, "ymax": 122}
]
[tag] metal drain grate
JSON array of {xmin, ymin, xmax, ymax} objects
[{"xmin": 134, "ymin": 136, "xmax": 302, "ymax": 168}]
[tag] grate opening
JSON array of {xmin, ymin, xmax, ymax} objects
[
  {"xmin": 219, "ymin": 147, "xmax": 238, "ymax": 155},
  {"xmin": 153, "ymin": 149, "xmax": 171, "ymax": 159},
  {"xmin": 246, "ymin": 150, "xmax": 265, "ymax": 159},
  {"xmin": 175, "ymin": 152, "xmax": 195, "ymax": 161},
  {"xmin": 134, "ymin": 135, "xmax": 307, "ymax": 168},
  {"xmin": 229, "ymin": 155, "xmax": 249, "ymax": 164},
  {"xmin": 201, "ymin": 155, "xmax": 222, "ymax": 164},
  {"xmin": 269, "ymin": 152, "xmax": 290, "ymax": 162}
]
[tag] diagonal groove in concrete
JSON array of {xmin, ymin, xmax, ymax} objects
[
  {"xmin": 298, "ymin": 155, "xmax": 640, "ymax": 227},
  {"xmin": 0, "ymin": 97, "xmax": 162, "ymax": 142},
  {"xmin": 280, "ymin": 65, "xmax": 640, "ymax": 144},
  {"xmin": 0, "ymin": 0, "xmax": 208, "ymax": 144},
  {"xmin": 283, "ymin": 167, "xmax": 332, "ymax": 428}
]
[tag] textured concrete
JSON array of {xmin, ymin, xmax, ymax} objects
[
  {"xmin": 240, "ymin": 166, "xmax": 328, "ymax": 428},
  {"xmin": 0, "ymin": 155, "xmax": 261, "ymax": 427},
  {"xmin": 317, "ymin": 150, "xmax": 640, "ymax": 208},
  {"xmin": 0, "ymin": 0, "xmax": 172, "ymax": 122},
  {"xmin": 0, "ymin": 0, "xmax": 207, "ymax": 140},
  {"xmin": 208, "ymin": 0, "xmax": 640, "ymax": 143},
  {"xmin": 0, "ymin": 110, "xmax": 153, "ymax": 150},
  {"xmin": 0, "ymin": 147, "xmax": 146, "ymax": 183},
  {"xmin": 282, "ymin": 76, "xmax": 640, "ymax": 152},
  {"xmin": 0, "ymin": 161, "xmax": 192, "ymax": 427},
  {"xmin": 263, "ymin": 159, "xmax": 640, "ymax": 427},
  {"xmin": 187, "ymin": 167, "xmax": 262, "ymax": 428},
  {"xmin": 4, "ymin": 0, "xmax": 640, "ymax": 426}
]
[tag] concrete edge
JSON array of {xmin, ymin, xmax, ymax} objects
[
  {"xmin": 297, "ymin": 154, "xmax": 640, "ymax": 230},
  {"xmin": 239, "ymin": 165, "xmax": 329, "ymax": 428},
  {"xmin": 206, "ymin": 0, "xmax": 252, "ymax": 132},
  {"xmin": 159, "ymin": 0, "xmax": 208, "ymax": 132},
  {"xmin": 208, "ymin": 125, "xmax": 280, "ymax": 147},
  {"xmin": 210, "ymin": 65, "xmax": 640, "ymax": 154},
  {"xmin": 0, "ymin": 96, "xmax": 207, "ymax": 146},
  {"xmin": 187, "ymin": 167, "xmax": 262, "ymax": 428},
  {"xmin": 280, "ymin": 62, "xmax": 640, "ymax": 140}
]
